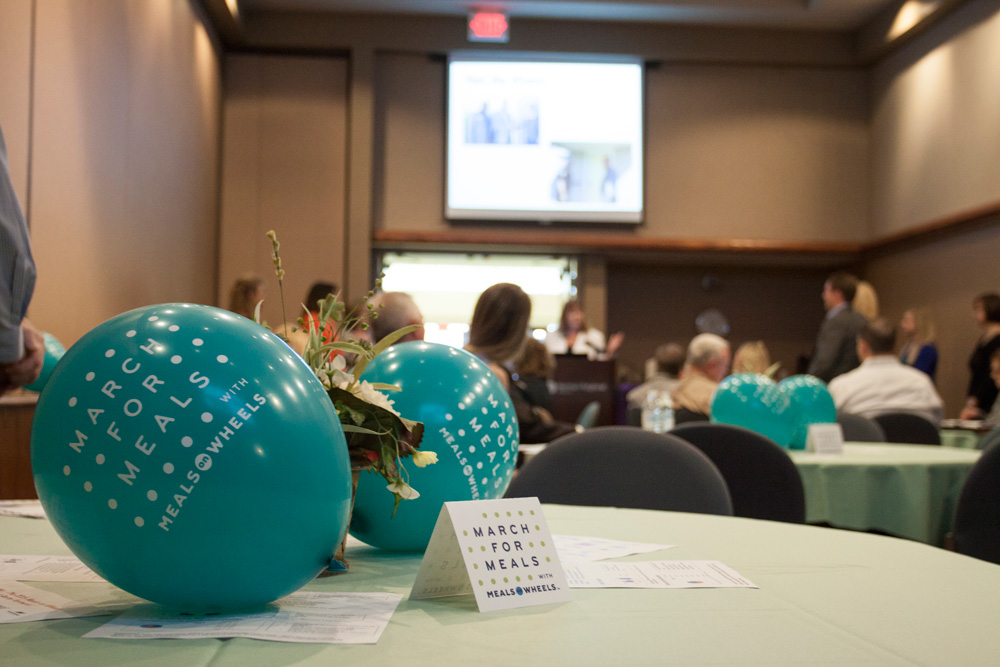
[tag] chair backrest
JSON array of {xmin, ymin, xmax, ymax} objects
[
  {"xmin": 953, "ymin": 443, "xmax": 1000, "ymax": 564},
  {"xmin": 670, "ymin": 422, "xmax": 805, "ymax": 523},
  {"xmin": 575, "ymin": 401, "xmax": 601, "ymax": 429},
  {"xmin": 674, "ymin": 407, "xmax": 710, "ymax": 426},
  {"xmin": 872, "ymin": 412, "xmax": 941, "ymax": 445},
  {"xmin": 504, "ymin": 426, "xmax": 733, "ymax": 516},
  {"xmin": 836, "ymin": 413, "xmax": 887, "ymax": 442}
]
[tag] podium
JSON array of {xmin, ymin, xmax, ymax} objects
[{"xmin": 550, "ymin": 356, "xmax": 616, "ymax": 427}]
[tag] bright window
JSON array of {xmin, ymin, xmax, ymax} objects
[{"xmin": 378, "ymin": 252, "xmax": 577, "ymax": 348}]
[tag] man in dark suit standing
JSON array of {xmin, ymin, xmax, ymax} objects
[{"xmin": 807, "ymin": 272, "xmax": 868, "ymax": 383}]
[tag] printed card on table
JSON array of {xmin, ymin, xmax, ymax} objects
[
  {"xmin": 410, "ymin": 498, "xmax": 571, "ymax": 612},
  {"xmin": 807, "ymin": 423, "xmax": 845, "ymax": 454}
]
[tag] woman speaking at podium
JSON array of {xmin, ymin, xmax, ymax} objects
[{"xmin": 545, "ymin": 300, "xmax": 623, "ymax": 361}]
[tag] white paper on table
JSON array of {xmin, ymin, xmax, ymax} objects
[
  {"xmin": 0, "ymin": 500, "xmax": 46, "ymax": 519},
  {"xmin": 554, "ymin": 535, "xmax": 674, "ymax": 563},
  {"xmin": 84, "ymin": 591, "xmax": 403, "ymax": 644},
  {"xmin": 0, "ymin": 555, "xmax": 105, "ymax": 583},
  {"xmin": 562, "ymin": 560, "xmax": 757, "ymax": 589},
  {"xmin": 0, "ymin": 581, "xmax": 113, "ymax": 623}
]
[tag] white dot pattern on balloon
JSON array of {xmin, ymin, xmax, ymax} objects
[
  {"xmin": 216, "ymin": 355, "xmax": 228, "ymax": 364},
  {"xmin": 481, "ymin": 407, "xmax": 488, "ymax": 414},
  {"xmin": 68, "ymin": 397, "xmax": 77, "ymax": 407},
  {"xmin": 147, "ymin": 490, "xmax": 158, "ymax": 501},
  {"xmin": 192, "ymin": 338, "xmax": 203, "ymax": 346},
  {"xmin": 477, "ymin": 462, "xmax": 483, "ymax": 469},
  {"xmin": 134, "ymin": 517, "xmax": 144, "ymax": 527},
  {"xmin": 171, "ymin": 355, "xmax": 182, "ymax": 364},
  {"xmin": 181, "ymin": 436, "xmax": 193, "ymax": 447},
  {"xmin": 163, "ymin": 463, "xmax": 174, "ymax": 474},
  {"xmin": 63, "ymin": 466, "xmax": 70, "ymax": 476},
  {"xmin": 169, "ymin": 325, "xmax": 180, "ymax": 332},
  {"xmin": 147, "ymin": 316, "xmax": 158, "ymax": 322},
  {"xmin": 445, "ymin": 414, "xmax": 453, "ymax": 421},
  {"xmin": 469, "ymin": 445, "xmax": 475, "ymax": 452},
  {"xmin": 105, "ymin": 349, "xmax": 115, "ymax": 358},
  {"xmin": 458, "ymin": 429, "xmax": 466, "ymax": 437},
  {"xmin": 126, "ymin": 330, "xmax": 136, "ymax": 338},
  {"xmin": 201, "ymin": 412, "xmax": 213, "ymax": 423},
  {"xmin": 85, "ymin": 372, "xmax": 95, "ymax": 381},
  {"xmin": 84, "ymin": 481, "xmax": 92, "ymax": 492},
  {"xmin": 108, "ymin": 499, "xmax": 117, "ymax": 509},
  {"xmin": 96, "ymin": 454, "xmax": 105, "ymax": 465}
]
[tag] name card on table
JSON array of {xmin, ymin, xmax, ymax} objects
[
  {"xmin": 807, "ymin": 422, "xmax": 845, "ymax": 454},
  {"xmin": 410, "ymin": 498, "xmax": 571, "ymax": 612}
]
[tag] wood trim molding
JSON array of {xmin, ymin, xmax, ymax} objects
[
  {"xmin": 372, "ymin": 229, "xmax": 862, "ymax": 256},
  {"xmin": 373, "ymin": 198, "xmax": 1000, "ymax": 262}
]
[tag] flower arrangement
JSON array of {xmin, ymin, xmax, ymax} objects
[{"xmin": 261, "ymin": 231, "xmax": 434, "ymax": 516}]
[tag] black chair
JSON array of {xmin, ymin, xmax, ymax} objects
[
  {"xmin": 674, "ymin": 407, "xmax": 710, "ymax": 426},
  {"xmin": 952, "ymin": 442, "xmax": 1000, "ymax": 564},
  {"xmin": 671, "ymin": 423, "xmax": 806, "ymax": 524},
  {"xmin": 505, "ymin": 426, "xmax": 733, "ymax": 516},
  {"xmin": 837, "ymin": 413, "xmax": 887, "ymax": 442},
  {"xmin": 872, "ymin": 412, "xmax": 941, "ymax": 445}
]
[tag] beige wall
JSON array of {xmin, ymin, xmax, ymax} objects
[
  {"xmin": 218, "ymin": 54, "xmax": 348, "ymax": 330},
  {"xmin": 0, "ymin": 0, "xmax": 34, "ymax": 208},
  {"xmin": 2, "ymin": 0, "xmax": 222, "ymax": 348},
  {"xmin": 374, "ymin": 53, "xmax": 869, "ymax": 243},
  {"xmin": 870, "ymin": 0, "xmax": 1000, "ymax": 235}
]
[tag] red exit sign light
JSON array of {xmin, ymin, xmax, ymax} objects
[{"xmin": 468, "ymin": 12, "xmax": 509, "ymax": 43}]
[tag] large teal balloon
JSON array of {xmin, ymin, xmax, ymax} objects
[
  {"xmin": 711, "ymin": 373, "xmax": 795, "ymax": 447},
  {"xmin": 779, "ymin": 375, "xmax": 837, "ymax": 450},
  {"xmin": 31, "ymin": 304, "xmax": 351, "ymax": 611},
  {"xmin": 350, "ymin": 342, "xmax": 519, "ymax": 551},
  {"xmin": 24, "ymin": 332, "xmax": 65, "ymax": 393}
]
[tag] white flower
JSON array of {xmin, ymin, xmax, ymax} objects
[
  {"xmin": 411, "ymin": 450, "xmax": 438, "ymax": 468},
  {"xmin": 356, "ymin": 380, "xmax": 400, "ymax": 416},
  {"xmin": 331, "ymin": 355, "xmax": 347, "ymax": 372},
  {"xmin": 386, "ymin": 480, "xmax": 419, "ymax": 500}
]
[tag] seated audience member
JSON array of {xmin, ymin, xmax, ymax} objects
[
  {"xmin": 545, "ymin": 300, "xmax": 623, "ymax": 360},
  {"xmin": 828, "ymin": 317, "xmax": 944, "ymax": 425},
  {"xmin": 731, "ymin": 340, "xmax": 773, "ymax": 375},
  {"xmin": 627, "ymin": 342, "xmax": 684, "ymax": 410},
  {"xmin": 227, "ymin": 274, "xmax": 265, "ymax": 320},
  {"xmin": 512, "ymin": 338, "xmax": 556, "ymax": 413},
  {"xmin": 367, "ymin": 291, "xmax": 424, "ymax": 344},
  {"xmin": 672, "ymin": 333, "xmax": 731, "ymax": 424},
  {"xmin": 898, "ymin": 307, "xmax": 938, "ymax": 380},
  {"xmin": 807, "ymin": 271, "xmax": 868, "ymax": 382},
  {"xmin": 466, "ymin": 283, "xmax": 576, "ymax": 444}
]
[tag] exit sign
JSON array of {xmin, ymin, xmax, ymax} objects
[{"xmin": 467, "ymin": 11, "xmax": 509, "ymax": 43}]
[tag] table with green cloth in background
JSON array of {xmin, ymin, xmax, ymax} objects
[
  {"xmin": 789, "ymin": 442, "xmax": 981, "ymax": 545},
  {"xmin": 4, "ymin": 504, "xmax": 1000, "ymax": 665}
]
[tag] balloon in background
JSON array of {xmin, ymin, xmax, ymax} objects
[
  {"xmin": 24, "ymin": 332, "xmax": 66, "ymax": 393},
  {"xmin": 350, "ymin": 342, "xmax": 519, "ymax": 551},
  {"xmin": 31, "ymin": 304, "xmax": 352, "ymax": 611},
  {"xmin": 779, "ymin": 374, "xmax": 836, "ymax": 450},
  {"xmin": 711, "ymin": 373, "xmax": 795, "ymax": 447}
]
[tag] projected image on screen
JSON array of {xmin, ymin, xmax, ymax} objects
[{"xmin": 447, "ymin": 54, "xmax": 644, "ymax": 223}]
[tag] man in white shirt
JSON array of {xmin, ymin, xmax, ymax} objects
[{"xmin": 828, "ymin": 317, "xmax": 944, "ymax": 424}]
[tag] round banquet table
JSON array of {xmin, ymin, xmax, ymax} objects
[
  {"xmin": 3, "ymin": 504, "xmax": 1000, "ymax": 665},
  {"xmin": 788, "ymin": 442, "xmax": 981, "ymax": 545}
]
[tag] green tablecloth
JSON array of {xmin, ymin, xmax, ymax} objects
[
  {"xmin": 940, "ymin": 428, "xmax": 983, "ymax": 449},
  {"xmin": 4, "ymin": 505, "xmax": 1000, "ymax": 665},
  {"xmin": 789, "ymin": 443, "xmax": 981, "ymax": 544}
]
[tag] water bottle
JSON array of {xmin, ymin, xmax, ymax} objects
[{"xmin": 641, "ymin": 390, "xmax": 674, "ymax": 433}]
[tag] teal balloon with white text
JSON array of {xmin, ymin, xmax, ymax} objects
[
  {"xmin": 350, "ymin": 342, "xmax": 519, "ymax": 552},
  {"xmin": 711, "ymin": 373, "xmax": 796, "ymax": 447},
  {"xmin": 31, "ymin": 303, "xmax": 352, "ymax": 611},
  {"xmin": 24, "ymin": 332, "xmax": 65, "ymax": 393},
  {"xmin": 779, "ymin": 374, "xmax": 836, "ymax": 450}
]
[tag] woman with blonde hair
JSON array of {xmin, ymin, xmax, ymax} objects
[
  {"xmin": 899, "ymin": 307, "xmax": 938, "ymax": 380},
  {"xmin": 852, "ymin": 280, "xmax": 879, "ymax": 321},
  {"xmin": 731, "ymin": 340, "xmax": 773, "ymax": 375}
]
